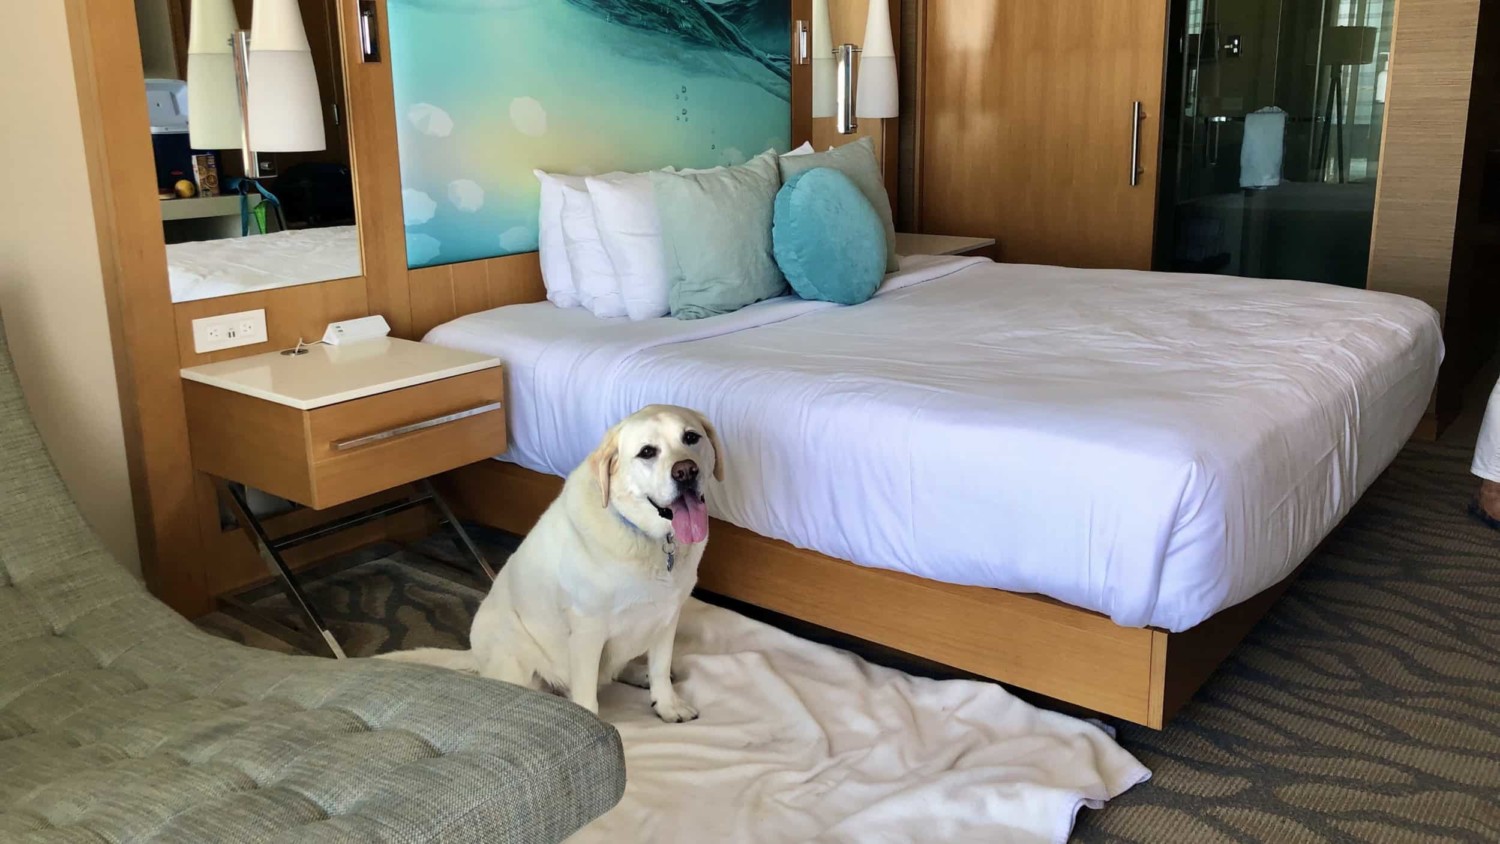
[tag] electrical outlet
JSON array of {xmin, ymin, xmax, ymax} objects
[{"xmin": 192, "ymin": 309, "xmax": 268, "ymax": 353}]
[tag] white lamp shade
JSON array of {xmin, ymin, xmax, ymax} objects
[
  {"xmin": 186, "ymin": 0, "xmax": 243, "ymax": 149},
  {"xmin": 187, "ymin": 0, "xmax": 238, "ymax": 54},
  {"xmin": 247, "ymin": 0, "xmax": 326, "ymax": 152},
  {"xmin": 187, "ymin": 53, "xmax": 244, "ymax": 149},
  {"xmin": 856, "ymin": 0, "xmax": 898, "ymax": 119},
  {"xmin": 811, "ymin": 0, "xmax": 836, "ymax": 118}
]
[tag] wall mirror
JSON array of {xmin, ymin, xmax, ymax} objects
[{"xmin": 136, "ymin": 0, "xmax": 362, "ymax": 303}]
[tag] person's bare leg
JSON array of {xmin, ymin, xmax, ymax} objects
[
  {"xmin": 1476, "ymin": 480, "xmax": 1500, "ymax": 525},
  {"xmin": 1472, "ymin": 376, "xmax": 1500, "ymax": 528}
]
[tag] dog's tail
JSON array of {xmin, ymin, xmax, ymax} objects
[{"xmin": 376, "ymin": 647, "xmax": 479, "ymax": 673}]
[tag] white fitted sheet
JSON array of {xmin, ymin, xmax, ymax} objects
[
  {"xmin": 167, "ymin": 225, "xmax": 361, "ymax": 303},
  {"xmin": 425, "ymin": 257, "xmax": 1442, "ymax": 631}
]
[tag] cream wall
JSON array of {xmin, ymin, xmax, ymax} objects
[{"xmin": 0, "ymin": 1, "xmax": 142, "ymax": 577}]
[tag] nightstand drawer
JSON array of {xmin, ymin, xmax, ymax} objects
[
  {"xmin": 306, "ymin": 370, "xmax": 505, "ymax": 507},
  {"xmin": 184, "ymin": 367, "xmax": 506, "ymax": 510}
]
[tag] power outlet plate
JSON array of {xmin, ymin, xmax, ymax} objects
[{"xmin": 192, "ymin": 308, "xmax": 268, "ymax": 353}]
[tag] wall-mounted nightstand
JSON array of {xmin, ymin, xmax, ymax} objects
[
  {"xmin": 895, "ymin": 233, "xmax": 997, "ymax": 257},
  {"xmin": 181, "ymin": 337, "xmax": 505, "ymax": 657}
]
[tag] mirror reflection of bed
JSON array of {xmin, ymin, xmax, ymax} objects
[{"xmin": 135, "ymin": 0, "xmax": 361, "ymax": 303}]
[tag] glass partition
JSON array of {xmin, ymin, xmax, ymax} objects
[{"xmin": 1156, "ymin": 0, "xmax": 1395, "ymax": 287}]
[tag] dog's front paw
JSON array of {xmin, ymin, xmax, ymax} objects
[{"xmin": 651, "ymin": 695, "xmax": 698, "ymax": 723}]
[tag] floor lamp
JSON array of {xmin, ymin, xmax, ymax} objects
[{"xmin": 1315, "ymin": 26, "xmax": 1377, "ymax": 184}]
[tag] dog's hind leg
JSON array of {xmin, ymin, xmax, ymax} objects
[{"xmin": 477, "ymin": 649, "xmax": 536, "ymax": 689}]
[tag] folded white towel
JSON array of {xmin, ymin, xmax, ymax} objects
[{"xmin": 1240, "ymin": 107, "xmax": 1286, "ymax": 189}]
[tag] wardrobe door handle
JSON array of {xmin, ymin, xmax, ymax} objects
[{"xmin": 1130, "ymin": 101, "xmax": 1145, "ymax": 187}]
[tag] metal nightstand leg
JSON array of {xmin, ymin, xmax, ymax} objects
[
  {"xmin": 222, "ymin": 481, "xmax": 498, "ymax": 659},
  {"xmin": 421, "ymin": 479, "xmax": 497, "ymax": 581},
  {"xmin": 224, "ymin": 484, "xmax": 347, "ymax": 659}
]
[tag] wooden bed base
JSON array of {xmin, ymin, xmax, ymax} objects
[{"xmin": 439, "ymin": 459, "xmax": 1301, "ymax": 729}]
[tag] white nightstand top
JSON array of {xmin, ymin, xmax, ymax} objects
[
  {"xmin": 895, "ymin": 232, "xmax": 996, "ymax": 257},
  {"xmin": 180, "ymin": 337, "xmax": 500, "ymax": 410}
]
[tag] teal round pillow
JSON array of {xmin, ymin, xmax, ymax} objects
[{"xmin": 772, "ymin": 167, "xmax": 886, "ymax": 305}]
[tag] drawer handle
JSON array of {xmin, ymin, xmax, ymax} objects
[{"xmin": 332, "ymin": 402, "xmax": 502, "ymax": 451}]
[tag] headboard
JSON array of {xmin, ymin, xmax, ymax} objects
[
  {"xmin": 383, "ymin": 0, "xmax": 899, "ymax": 338},
  {"xmin": 390, "ymin": 0, "xmax": 793, "ymax": 271}
]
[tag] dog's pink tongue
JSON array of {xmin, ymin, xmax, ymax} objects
[{"xmin": 670, "ymin": 495, "xmax": 709, "ymax": 544}]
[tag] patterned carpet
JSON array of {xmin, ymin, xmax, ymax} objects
[{"xmin": 200, "ymin": 440, "xmax": 1500, "ymax": 843}]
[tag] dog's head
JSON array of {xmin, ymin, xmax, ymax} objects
[{"xmin": 587, "ymin": 405, "xmax": 723, "ymax": 544}]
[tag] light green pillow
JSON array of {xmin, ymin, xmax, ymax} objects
[
  {"xmin": 777, "ymin": 137, "xmax": 899, "ymax": 273},
  {"xmin": 651, "ymin": 151, "xmax": 788, "ymax": 320}
]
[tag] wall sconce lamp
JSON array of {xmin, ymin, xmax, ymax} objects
[{"xmin": 809, "ymin": 0, "xmax": 899, "ymax": 135}]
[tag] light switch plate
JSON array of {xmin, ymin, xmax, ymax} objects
[{"xmin": 192, "ymin": 308, "xmax": 268, "ymax": 353}]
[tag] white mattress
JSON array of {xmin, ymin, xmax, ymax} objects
[
  {"xmin": 425, "ymin": 257, "xmax": 1443, "ymax": 631},
  {"xmin": 167, "ymin": 225, "xmax": 361, "ymax": 302}
]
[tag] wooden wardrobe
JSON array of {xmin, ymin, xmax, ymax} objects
[{"xmin": 915, "ymin": 0, "xmax": 1170, "ymax": 270}]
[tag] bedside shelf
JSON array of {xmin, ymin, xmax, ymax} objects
[{"xmin": 895, "ymin": 233, "xmax": 996, "ymax": 257}]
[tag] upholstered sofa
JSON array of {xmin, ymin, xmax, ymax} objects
[{"xmin": 0, "ymin": 327, "xmax": 626, "ymax": 843}]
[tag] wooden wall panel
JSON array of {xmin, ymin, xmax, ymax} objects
[
  {"xmin": 408, "ymin": 254, "xmax": 547, "ymax": 339},
  {"xmin": 67, "ymin": 0, "xmax": 211, "ymax": 615},
  {"xmin": 1367, "ymin": 0, "xmax": 1482, "ymax": 322},
  {"xmin": 792, "ymin": 0, "xmax": 813, "ymax": 147},
  {"xmin": 174, "ymin": 277, "xmax": 369, "ymax": 367},
  {"xmin": 342, "ymin": 0, "xmax": 411, "ymax": 336}
]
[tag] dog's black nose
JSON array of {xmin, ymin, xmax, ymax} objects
[{"xmin": 671, "ymin": 460, "xmax": 699, "ymax": 485}]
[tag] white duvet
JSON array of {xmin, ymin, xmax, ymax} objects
[
  {"xmin": 425, "ymin": 257, "xmax": 1442, "ymax": 631},
  {"xmin": 167, "ymin": 225, "xmax": 361, "ymax": 302}
]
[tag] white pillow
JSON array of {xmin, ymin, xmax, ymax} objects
[
  {"xmin": 784, "ymin": 141, "xmax": 814, "ymax": 157},
  {"xmin": 587, "ymin": 172, "xmax": 669, "ymax": 321},
  {"xmin": 533, "ymin": 170, "xmax": 584, "ymax": 308},
  {"xmin": 558, "ymin": 182, "xmax": 627, "ymax": 318}
]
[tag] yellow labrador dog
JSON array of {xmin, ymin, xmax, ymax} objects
[{"xmin": 382, "ymin": 405, "xmax": 721, "ymax": 722}]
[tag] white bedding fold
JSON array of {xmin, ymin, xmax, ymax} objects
[
  {"xmin": 426, "ymin": 257, "xmax": 1442, "ymax": 631},
  {"xmin": 167, "ymin": 225, "xmax": 362, "ymax": 302}
]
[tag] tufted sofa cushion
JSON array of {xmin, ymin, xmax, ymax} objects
[{"xmin": 0, "ymin": 323, "xmax": 625, "ymax": 843}]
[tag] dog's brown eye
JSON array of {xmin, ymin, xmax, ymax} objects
[
  {"xmin": 683, "ymin": 431, "xmax": 701, "ymax": 446},
  {"xmin": 637, "ymin": 445, "xmax": 658, "ymax": 460}
]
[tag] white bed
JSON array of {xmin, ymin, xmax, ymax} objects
[
  {"xmin": 424, "ymin": 256, "xmax": 1443, "ymax": 631},
  {"xmin": 167, "ymin": 225, "xmax": 361, "ymax": 302}
]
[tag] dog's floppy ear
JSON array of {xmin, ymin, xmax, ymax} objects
[
  {"xmin": 588, "ymin": 424, "xmax": 621, "ymax": 508},
  {"xmin": 694, "ymin": 411, "xmax": 726, "ymax": 482}
]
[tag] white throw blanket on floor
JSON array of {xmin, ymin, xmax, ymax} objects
[{"xmin": 570, "ymin": 600, "xmax": 1149, "ymax": 844}]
